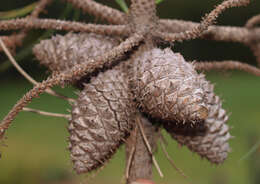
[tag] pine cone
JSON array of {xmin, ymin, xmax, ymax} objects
[
  {"xmin": 33, "ymin": 33, "xmax": 119, "ymax": 86},
  {"xmin": 68, "ymin": 65, "xmax": 135, "ymax": 174},
  {"xmin": 165, "ymin": 78, "xmax": 231, "ymax": 164},
  {"xmin": 128, "ymin": 46, "xmax": 208, "ymax": 124}
]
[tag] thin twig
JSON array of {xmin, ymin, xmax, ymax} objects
[
  {"xmin": 238, "ymin": 139, "xmax": 260, "ymax": 163},
  {"xmin": 0, "ymin": 38, "xmax": 37, "ymax": 85},
  {"xmin": 158, "ymin": 19, "xmax": 256, "ymax": 44},
  {"xmin": 0, "ymin": 0, "xmax": 52, "ymax": 52},
  {"xmin": 0, "ymin": 0, "xmax": 74, "ymax": 103},
  {"xmin": 159, "ymin": 131, "xmax": 168, "ymax": 146},
  {"xmin": 125, "ymin": 127, "xmax": 138, "ymax": 180},
  {"xmin": 23, "ymin": 107, "xmax": 70, "ymax": 119},
  {"xmin": 245, "ymin": 14, "xmax": 260, "ymax": 28},
  {"xmin": 65, "ymin": 0, "xmax": 126, "ymax": 24},
  {"xmin": 159, "ymin": 137, "xmax": 188, "ymax": 179},
  {"xmin": 0, "ymin": 18, "xmax": 129, "ymax": 36},
  {"xmin": 126, "ymin": 146, "xmax": 136, "ymax": 179},
  {"xmin": 136, "ymin": 117, "xmax": 164, "ymax": 178},
  {"xmin": 86, "ymin": 162, "xmax": 109, "ymax": 184},
  {"xmin": 0, "ymin": 38, "xmax": 75, "ymax": 103},
  {"xmin": 155, "ymin": 0, "xmax": 250, "ymax": 42},
  {"xmin": 0, "ymin": 33, "xmax": 143, "ymax": 142},
  {"xmin": 30, "ymin": 0, "xmax": 52, "ymax": 18},
  {"xmin": 248, "ymin": 43, "xmax": 260, "ymax": 67},
  {"xmin": 194, "ymin": 61, "xmax": 260, "ymax": 76}
]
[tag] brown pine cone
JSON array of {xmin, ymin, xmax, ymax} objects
[
  {"xmin": 165, "ymin": 78, "xmax": 231, "ymax": 164},
  {"xmin": 68, "ymin": 65, "xmax": 136, "ymax": 174},
  {"xmin": 128, "ymin": 46, "xmax": 208, "ymax": 124},
  {"xmin": 33, "ymin": 33, "xmax": 119, "ymax": 86}
]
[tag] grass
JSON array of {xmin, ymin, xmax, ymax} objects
[{"xmin": 0, "ymin": 71, "xmax": 259, "ymax": 184}]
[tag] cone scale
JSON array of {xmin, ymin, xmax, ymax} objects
[
  {"xmin": 128, "ymin": 46, "xmax": 208, "ymax": 124},
  {"xmin": 68, "ymin": 65, "xmax": 135, "ymax": 173}
]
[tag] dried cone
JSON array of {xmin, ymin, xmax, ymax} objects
[
  {"xmin": 33, "ymin": 33, "xmax": 119, "ymax": 86},
  {"xmin": 165, "ymin": 78, "xmax": 231, "ymax": 164},
  {"xmin": 129, "ymin": 46, "xmax": 208, "ymax": 124},
  {"xmin": 68, "ymin": 65, "xmax": 135, "ymax": 174}
]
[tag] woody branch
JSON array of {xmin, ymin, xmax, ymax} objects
[{"xmin": 0, "ymin": 0, "xmax": 52, "ymax": 51}]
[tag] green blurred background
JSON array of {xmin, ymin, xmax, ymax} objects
[{"xmin": 0, "ymin": 0, "xmax": 260, "ymax": 184}]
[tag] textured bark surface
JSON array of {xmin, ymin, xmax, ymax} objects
[
  {"xmin": 33, "ymin": 32, "xmax": 119, "ymax": 84},
  {"xmin": 66, "ymin": 0, "xmax": 126, "ymax": 25},
  {"xmin": 125, "ymin": 115, "xmax": 158, "ymax": 184},
  {"xmin": 68, "ymin": 65, "xmax": 136, "ymax": 174},
  {"xmin": 165, "ymin": 79, "xmax": 231, "ymax": 164},
  {"xmin": 128, "ymin": 46, "xmax": 208, "ymax": 124},
  {"xmin": 129, "ymin": 0, "xmax": 157, "ymax": 34}
]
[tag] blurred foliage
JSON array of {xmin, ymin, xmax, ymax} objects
[
  {"xmin": 0, "ymin": 2, "xmax": 37, "ymax": 20},
  {"xmin": 115, "ymin": 0, "xmax": 128, "ymax": 13},
  {"xmin": 0, "ymin": 0, "xmax": 260, "ymax": 184}
]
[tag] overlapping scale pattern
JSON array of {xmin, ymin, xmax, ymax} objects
[
  {"xmin": 68, "ymin": 66, "xmax": 135, "ymax": 173},
  {"xmin": 33, "ymin": 31, "xmax": 231, "ymax": 169},
  {"xmin": 165, "ymin": 79, "xmax": 231, "ymax": 164},
  {"xmin": 129, "ymin": 47, "xmax": 208, "ymax": 124},
  {"xmin": 33, "ymin": 32, "xmax": 119, "ymax": 85}
]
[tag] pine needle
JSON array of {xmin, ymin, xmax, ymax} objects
[
  {"xmin": 238, "ymin": 140, "xmax": 260, "ymax": 163},
  {"xmin": 115, "ymin": 0, "xmax": 129, "ymax": 13},
  {"xmin": 0, "ymin": 2, "xmax": 37, "ymax": 20}
]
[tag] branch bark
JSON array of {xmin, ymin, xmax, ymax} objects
[
  {"xmin": 248, "ymin": 42, "xmax": 260, "ymax": 67},
  {"xmin": 66, "ymin": 0, "xmax": 126, "ymax": 24},
  {"xmin": 159, "ymin": 19, "xmax": 260, "ymax": 44},
  {"xmin": 0, "ymin": 33, "xmax": 143, "ymax": 141},
  {"xmin": 155, "ymin": 0, "xmax": 250, "ymax": 42},
  {"xmin": 0, "ymin": 18, "xmax": 129, "ymax": 36},
  {"xmin": 125, "ymin": 116, "xmax": 158, "ymax": 184},
  {"xmin": 194, "ymin": 61, "xmax": 260, "ymax": 76},
  {"xmin": 0, "ymin": 0, "xmax": 52, "ymax": 51},
  {"xmin": 245, "ymin": 14, "xmax": 260, "ymax": 28}
]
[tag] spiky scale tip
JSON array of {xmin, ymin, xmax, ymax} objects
[
  {"xmin": 33, "ymin": 32, "xmax": 119, "ymax": 86},
  {"xmin": 128, "ymin": 46, "xmax": 208, "ymax": 124},
  {"xmin": 165, "ymin": 78, "xmax": 231, "ymax": 164},
  {"xmin": 68, "ymin": 65, "xmax": 136, "ymax": 174}
]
